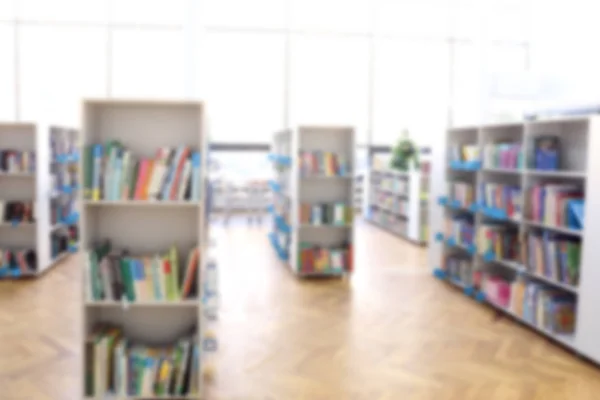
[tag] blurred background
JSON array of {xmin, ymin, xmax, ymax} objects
[{"xmin": 0, "ymin": 0, "xmax": 596, "ymax": 213}]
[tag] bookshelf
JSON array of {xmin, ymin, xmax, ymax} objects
[
  {"xmin": 81, "ymin": 99, "xmax": 208, "ymax": 399},
  {"xmin": 269, "ymin": 126, "xmax": 355, "ymax": 277},
  {"xmin": 0, "ymin": 122, "xmax": 79, "ymax": 279},
  {"xmin": 430, "ymin": 117, "xmax": 600, "ymax": 363},
  {"xmin": 366, "ymin": 166, "xmax": 427, "ymax": 246}
]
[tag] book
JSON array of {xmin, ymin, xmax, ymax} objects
[
  {"xmin": 299, "ymin": 151, "xmax": 351, "ymax": 177},
  {"xmin": 83, "ymin": 143, "xmax": 201, "ymax": 202},
  {"xmin": 298, "ymin": 242, "xmax": 351, "ymax": 273},
  {"xmin": 533, "ymin": 135, "xmax": 560, "ymax": 170},
  {"xmin": 483, "ymin": 141, "xmax": 522, "ymax": 169},
  {"xmin": 86, "ymin": 326, "xmax": 198, "ymax": 397},
  {"xmin": 86, "ymin": 245, "xmax": 199, "ymax": 302}
]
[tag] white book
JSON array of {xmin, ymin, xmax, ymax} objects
[
  {"xmin": 148, "ymin": 147, "xmax": 170, "ymax": 199},
  {"xmin": 178, "ymin": 160, "xmax": 192, "ymax": 200},
  {"xmin": 120, "ymin": 151, "xmax": 130, "ymax": 200}
]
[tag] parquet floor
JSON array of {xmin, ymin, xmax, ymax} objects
[{"xmin": 1, "ymin": 219, "xmax": 600, "ymax": 399}]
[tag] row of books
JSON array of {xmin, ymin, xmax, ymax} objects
[
  {"xmin": 0, "ymin": 150, "xmax": 36, "ymax": 173},
  {"xmin": 529, "ymin": 183, "xmax": 583, "ymax": 228},
  {"xmin": 483, "ymin": 142, "xmax": 523, "ymax": 169},
  {"xmin": 0, "ymin": 248, "xmax": 37, "ymax": 273},
  {"xmin": 476, "ymin": 224, "xmax": 519, "ymax": 260},
  {"xmin": 480, "ymin": 183, "xmax": 522, "ymax": 219},
  {"xmin": 443, "ymin": 254, "xmax": 477, "ymax": 287},
  {"xmin": 444, "ymin": 216, "xmax": 475, "ymax": 247},
  {"xmin": 372, "ymin": 193, "xmax": 407, "ymax": 215},
  {"xmin": 51, "ymin": 230, "xmax": 76, "ymax": 259},
  {"xmin": 532, "ymin": 135, "xmax": 559, "ymax": 170},
  {"xmin": 448, "ymin": 181, "xmax": 474, "ymax": 208},
  {"xmin": 526, "ymin": 232, "xmax": 581, "ymax": 286},
  {"xmin": 299, "ymin": 203, "xmax": 352, "ymax": 225},
  {"xmin": 299, "ymin": 151, "xmax": 350, "ymax": 177},
  {"xmin": 86, "ymin": 242, "xmax": 199, "ymax": 302},
  {"xmin": 298, "ymin": 243, "xmax": 352, "ymax": 273},
  {"xmin": 484, "ymin": 275, "xmax": 576, "ymax": 334},
  {"xmin": 50, "ymin": 127, "xmax": 78, "ymax": 160},
  {"xmin": 450, "ymin": 144, "xmax": 479, "ymax": 162},
  {"xmin": 370, "ymin": 210, "xmax": 407, "ymax": 235},
  {"xmin": 375, "ymin": 176, "xmax": 408, "ymax": 194},
  {"xmin": 83, "ymin": 143, "xmax": 202, "ymax": 202},
  {"xmin": 0, "ymin": 200, "xmax": 35, "ymax": 223},
  {"xmin": 51, "ymin": 197, "xmax": 77, "ymax": 225},
  {"xmin": 85, "ymin": 327, "xmax": 199, "ymax": 397}
]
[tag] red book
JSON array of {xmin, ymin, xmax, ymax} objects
[{"xmin": 169, "ymin": 147, "xmax": 190, "ymax": 200}]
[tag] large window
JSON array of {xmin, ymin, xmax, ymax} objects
[
  {"xmin": 0, "ymin": 24, "xmax": 15, "ymax": 120},
  {"xmin": 289, "ymin": 35, "xmax": 369, "ymax": 138},
  {"xmin": 19, "ymin": 26, "xmax": 106, "ymax": 124},
  {"xmin": 373, "ymin": 39, "xmax": 449, "ymax": 147},
  {"xmin": 201, "ymin": 32, "xmax": 286, "ymax": 143}
]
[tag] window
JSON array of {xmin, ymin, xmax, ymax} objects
[
  {"xmin": 18, "ymin": 0, "xmax": 108, "ymax": 23},
  {"xmin": 0, "ymin": 0, "xmax": 16, "ymax": 19},
  {"xmin": 290, "ymin": 0, "xmax": 371, "ymax": 33},
  {"xmin": 373, "ymin": 39, "xmax": 449, "ymax": 147},
  {"xmin": 374, "ymin": 0, "xmax": 450, "ymax": 39},
  {"xmin": 451, "ymin": 43, "xmax": 481, "ymax": 126},
  {"xmin": 201, "ymin": 32, "xmax": 285, "ymax": 143},
  {"xmin": 204, "ymin": 0, "xmax": 286, "ymax": 29},
  {"xmin": 289, "ymin": 35, "xmax": 369, "ymax": 139},
  {"xmin": 111, "ymin": 0, "xmax": 187, "ymax": 26},
  {"xmin": 111, "ymin": 29, "xmax": 186, "ymax": 98},
  {"xmin": 0, "ymin": 24, "xmax": 15, "ymax": 120},
  {"xmin": 19, "ymin": 26, "xmax": 107, "ymax": 124}
]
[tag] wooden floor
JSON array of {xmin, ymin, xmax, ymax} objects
[{"xmin": 1, "ymin": 220, "xmax": 600, "ymax": 399}]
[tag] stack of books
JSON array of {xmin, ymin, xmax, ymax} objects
[
  {"xmin": 85, "ymin": 327, "xmax": 199, "ymax": 397},
  {"xmin": 443, "ymin": 254, "xmax": 474, "ymax": 286},
  {"xmin": 298, "ymin": 243, "xmax": 352, "ymax": 273},
  {"xmin": 448, "ymin": 181, "xmax": 474, "ymax": 207},
  {"xmin": 479, "ymin": 183, "xmax": 522, "ymax": 218},
  {"xmin": 529, "ymin": 183, "xmax": 583, "ymax": 227},
  {"xmin": 444, "ymin": 216, "xmax": 475, "ymax": 247},
  {"xmin": 525, "ymin": 231, "xmax": 581, "ymax": 286},
  {"xmin": 483, "ymin": 142, "xmax": 523, "ymax": 169},
  {"xmin": 0, "ymin": 150, "xmax": 36, "ymax": 173},
  {"xmin": 0, "ymin": 249, "xmax": 37, "ymax": 273},
  {"xmin": 0, "ymin": 200, "xmax": 35, "ymax": 223},
  {"xmin": 50, "ymin": 127, "xmax": 78, "ymax": 160},
  {"xmin": 520, "ymin": 281, "xmax": 576, "ymax": 333},
  {"xmin": 532, "ymin": 135, "xmax": 560, "ymax": 170},
  {"xmin": 450, "ymin": 144, "xmax": 480, "ymax": 163},
  {"xmin": 85, "ymin": 241, "xmax": 199, "ymax": 302},
  {"xmin": 299, "ymin": 151, "xmax": 350, "ymax": 177},
  {"xmin": 83, "ymin": 143, "xmax": 202, "ymax": 202},
  {"xmin": 476, "ymin": 223, "xmax": 519, "ymax": 260},
  {"xmin": 299, "ymin": 203, "xmax": 352, "ymax": 226}
]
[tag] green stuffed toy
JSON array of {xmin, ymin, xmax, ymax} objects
[{"xmin": 390, "ymin": 129, "xmax": 419, "ymax": 172}]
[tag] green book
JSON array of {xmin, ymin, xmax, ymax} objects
[
  {"xmin": 129, "ymin": 160, "xmax": 140, "ymax": 200},
  {"xmin": 83, "ymin": 145, "xmax": 93, "ymax": 199},
  {"xmin": 169, "ymin": 247, "xmax": 180, "ymax": 300},
  {"xmin": 120, "ymin": 258, "xmax": 135, "ymax": 302}
]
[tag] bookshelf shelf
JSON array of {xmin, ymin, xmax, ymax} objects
[
  {"xmin": 81, "ymin": 99, "xmax": 207, "ymax": 399},
  {"xmin": 0, "ymin": 123, "xmax": 79, "ymax": 279},
  {"xmin": 269, "ymin": 126, "xmax": 355, "ymax": 277},
  {"xmin": 366, "ymin": 166, "xmax": 428, "ymax": 246},
  {"xmin": 430, "ymin": 116, "xmax": 600, "ymax": 364}
]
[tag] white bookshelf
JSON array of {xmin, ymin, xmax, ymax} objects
[
  {"xmin": 366, "ymin": 167, "xmax": 427, "ymax": 246},
  {"xmin": 269, "ymin": 126, "xmax": 355, "ymax": 277},
  {"xmin": 429, "ymin": 116, "xmax": 600, "ymax": 363},
  {"xmin": 81, "ymin": 99, "xmax": 208, "ymax": 399},
  {"xmin": 0, "ymin": 122, "xmax": 79, "ymax": 278}
]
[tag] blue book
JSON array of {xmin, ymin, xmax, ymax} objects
[
  {"xmin": 191, "ymin": 152, "xmax": 201, "ymax": 201},
  {"xmin": 151, "ymin": 257, "xmax": 162, "ymax": 301}
]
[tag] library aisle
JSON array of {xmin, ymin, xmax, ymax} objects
[{"xmin": 1, "ymin": 220, "xmax": 600, "ymax": 399}]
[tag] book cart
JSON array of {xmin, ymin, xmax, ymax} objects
[
  {"xmin": 0, "ymin": 122, "xmax": 79, "ymax": 279},
  {"xmin": 268, "ymin": 126, "xmax": 355, "ymax": 277},
  {"xmin": 366, "ymin": 166, "xmax": 427, "ymax": 246},
  {"xmin": 81, "ymin": 99, "xmax": 211, "ymax": 399},
  {"xmin": 429, "ymin": 116, "xmax": 600, "ymax": 364}
]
